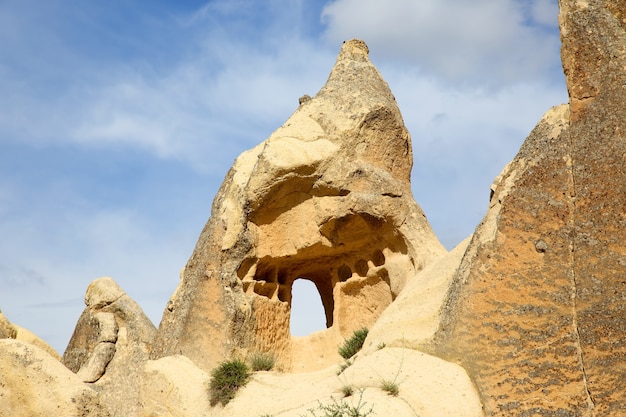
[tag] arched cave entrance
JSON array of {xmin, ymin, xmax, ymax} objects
[{"xmin": 289, "ymin": 278, "xmax": 327, "ymax": 336}]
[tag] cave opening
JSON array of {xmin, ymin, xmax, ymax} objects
[{"xmin": 289, "ymin": 278, "xmax": 329, "ymax": 336}]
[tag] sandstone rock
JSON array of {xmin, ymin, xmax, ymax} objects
[
  {"xmin": 209, "ymin": 347, "xmax": 482, "ymax": 417},
  {"xmin": 362, "ymin": 235, "xmax": 472, "ymax": 353},
  {"xmin": 63, "ymin": 276, "xmax": 157, "ymax": 417},
  {"xmin": 13, "ymin": 324, "xmax": 61, "ymax": 360},
  {"xmin": 139, "ymin": 355, "xmax": 211, "ymax": 417},
  {"xmin": 430, "ymin": 2, "xmax": 626, "ymax": 412},
  {"xmin": 0, "ymin": 339, "xmax": 109, "ymax": 417},
  {"xmin": 0, "ymin": 309, "xmax": 16, "ymax": 339},
  {"xmin": 0, "ymin": 308, "xmax": 60, "ymax": 359},
  {"xmin": 151, "ymin": 39, "xmax": 446, "ymax": 372}
]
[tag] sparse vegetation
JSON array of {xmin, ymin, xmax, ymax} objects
[
  {"xmin": 209, "ymin": 358, "xmax": 251, "ymax": 406},
  {"xmin": 300, "ymin": 393, "xmax": 374, "ymax": 417},
  {"xmin": 380, "ymin": 379, "xmax": 399, "ymax": 396},
  {"xmin": 338, "ymin": 328, "xmax": 369, "ymax": 360},
  {"xmin": 336, "ymin": 359, "xmax": 353, "ymax": 375},
  {"xmin": 249, "ymin": 351, "xmax": 276, "ymax": 371},
  {"xmin": 376, "ymin": 342, "xmax": 386, "ymax": 350},
  {"xmin": 340, "ymin": 384, "xmax": 354, "ymax": 397}
]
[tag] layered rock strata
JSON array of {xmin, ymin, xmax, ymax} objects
[{"xmin": 151, "ymin": 39, "xmax": 446, "ymax": 372}]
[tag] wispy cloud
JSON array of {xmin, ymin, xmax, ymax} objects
[
  {"xmin": 321, "ymin": 0, "xmax": 562, "ymax": 88},
  {"xmin": 0, "ymin": 0, "xmax": 568, "ymax": 352}
]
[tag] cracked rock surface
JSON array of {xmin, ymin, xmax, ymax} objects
[{"xmin": 431, "ymin": 1, "xmax": 626, "ymax": 414}]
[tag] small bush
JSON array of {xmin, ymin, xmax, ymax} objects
[
  {"xmin": 250, "ymin": 351, "xmax": 276, "ymax": 371},
  {"xmin": 336, "ymin": 359, "xmax": 353, "ymax": 375},
  {"xmin": 338, "ymin": 328, "xmax": 369, "ymax": 360},
  {"xmin": 380, "ymin": 379, "xmax": 399, "ymax": 396},
  {"xmin": 340, "ymin": 385, "xmax": 354, "ymax": 397},
  {"xmin": 209, "ymin": 358, "xmax": 251, "ymax": 406},
  {"xmin": 376, "ymin": 342, "xmax": 386, "ymax": 350},
  {"xmin": 300, "ymin": 394, "xmax": 374, "ymax": 417}
]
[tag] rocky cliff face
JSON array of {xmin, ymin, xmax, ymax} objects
[
  {"xmin": 430, "ymin": 1, "xmax": 626, "ymax": 415},
  {"xmin": 149, "ymin": 39, "xmax": 446, "ymax": 373}
]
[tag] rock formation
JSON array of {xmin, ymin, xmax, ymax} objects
[
  {"xmin": 139, "ymin": 348, "xmax": 483, "ymax": 417},
  {"xmin": 0, "ymin": 339, "xmax": 109, "ymax": 417},
  {"xmin": 150, "ymin": 39, "xmax": 447, "ymax": 372},
  {"xmin": 0, "ymin": 310, "xmax": 16, "ymax": 339},
  {"xmin": 63, "ymin": 277, "xmax": 156, "ymax": 417},
  {"xmin": 429, "ymin": 1, "xmax": 626, "ymax": 415},
  {"xmin": 6, "ymin": 1, "xmax": 626, "ymax": 413},
  {"xmin": 0, "ymin": 308, "xmax": 60, "ymax": 359}
]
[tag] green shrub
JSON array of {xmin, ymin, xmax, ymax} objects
[
  {"xmin": 336, "ymin": 359, "xmax": 353, "ymax": 375},
  {"xmin": 250, "ymin": 351, "xmax": 276, "ymax": 371},
  {"xmin": 300, "ymin": 394, "xmax": 374, "ymax": 417},
  {"xmin": 340, "ymin": 384, "xmax": 354, "ymax": 397},
  {"xmin": 376, "ymin": 342, "xmax": 386, "ymax": 350},
  {"xmin": 209, "ymin": 358, "xmax": 251, "ymax": 406},
  {"xmin": 338, "ymin": 328, "xmax": 368, "ymax": 360},
  {"xmin": 380, "ymin": 379, "xmax": 399, "ymax": 396}
]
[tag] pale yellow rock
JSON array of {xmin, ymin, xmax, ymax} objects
[
  {"xmin": 0, "ymin": 310, "xmax": 16, "ymax": 339},
  {"xmin": 363, "ymin": 236, "xmax": 472, "ymax": 353},
  {"xmin": 13, "ymin": 324, "xmax": 61, "ymax": 360},
  {"xmin": 64, "ymin": 276, "xmax": 157, "ymax": 417},
  {"xmin": 85, "ymin": 276, "xmax": 124, "ymax": 308},
  {"xmin": 151, "ymin": 40, "xmax": 447, "ymax": 373},
  {"xmin": 209, "ymin": 347, "xmax": 482, "ymax": 417},
  {"xmin": 139, "ymin": 355, "xmax": 211, "ymax": 417},
  {"xmin": 0, "ymin": 339, "xmax": 108, "ymax": 417}
]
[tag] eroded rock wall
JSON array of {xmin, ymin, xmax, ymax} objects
[
  {"xmin": 431, "ymin": 1, "xmax": 626, "ymax": 414},
  {"xmin": 151, "ymin": 40, "xmax": 446, "ymax": 373}
]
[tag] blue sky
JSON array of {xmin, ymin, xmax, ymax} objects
[{"xmin": 0, "ymin": 0, "xmax": 567, "ymax": 353}]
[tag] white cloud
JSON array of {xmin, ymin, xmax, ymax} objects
[
  {"xmin": 0, "ymin": 0, "xmax": 570, "ymax": 352},
  {"xmin": 321, "ymin": 0, "xmax": 561, "ymax": 87}
]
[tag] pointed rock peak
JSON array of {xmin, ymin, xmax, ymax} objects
[
  {"xmin": 151, "ymin": 40, "xmax": 446, "ymax": 373},
  {"xmin": 316, "ymin": 39, "xmax": 397, "ymax": 115},
  {"xmin": 338, "ymin": 39, "xmax": 370, "ymax": 60}
]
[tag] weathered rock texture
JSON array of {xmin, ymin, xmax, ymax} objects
[
  {"xmin": 363, "ymin": 235, "xmax": 472, "ymax": 354},
  {"xmin": 0, "ymin": 308, "xmax": 60, "ymax": 359},
  {"xmin": 63, "ymin": 277, "xmax": 157, "ymax": 417},
  {"xmin": 430, "ymin": 1, "xmax": 626, "ymax": 414},
  {"xmin": 0, "ymin": 339, "xmax": 109, "ymax": 417},
  {"xmin": 140, "ymin": 348, "xmax": 483, "ymax": 417},
  {"xmin": 151, "ymin": 39, "xmax": 446, "ymax": 372},
  {"xmin": 0, "ymin": 310, "xmax": 16, "ymax": 339}
]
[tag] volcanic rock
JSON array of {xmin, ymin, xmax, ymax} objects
[
  {"xmin": 63, "ymin": 277, "xmax": 157, "ymax": 417},
  {"xmin": 430, "ymin": 1, "xmax": 626, "ymax": 414},
  {"xmin": 0, "ymin": 339, "xmax": 109, "ymax": 417},
  {"xmin": 150, "ymin": 39, "xmax": 447, "ymax": 373}
]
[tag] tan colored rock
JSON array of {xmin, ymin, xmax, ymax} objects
[
  {"xmin": 0, "ymin": 339, "xmax": 109, "ymax": 417},
  {"xmin": 63, "ymin": 276, "xmax": 157, "ymax": 417},
  {"xmin": 0, "ymin": 310, "xmax": 16, "ymax": 339},
  {"xmin": 151, "ymin": 39, "xmax": 446, "ymax": 373},
  {"xmin": 363, "ymin": 235, "xmax": 472, "ymax": 353},
  {"xmin": 13, "ymin": 324, "xmax": 61, "ymax": 360},
  {"xmin": 139, "ymin": 355, "xmax": 211, "ymax": 417},
  {"xmin": 430, "ymin": 2, "xmax": 626, "ymax": 412},
  {"xmin": 0, "ymin": 308, "xmax": 60, "ymax": 360},
  {"xmin": 209, "ymin": 348, "xmax": 482, "ymax": 417}
]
